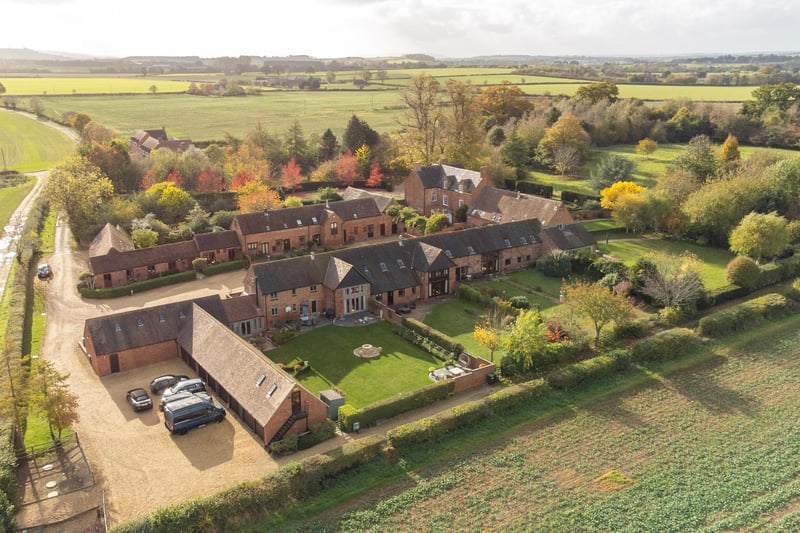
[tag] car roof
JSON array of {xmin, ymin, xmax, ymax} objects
[{"xmin": 128, "ymin": 387, "xmax": 148, "ymax": 394}]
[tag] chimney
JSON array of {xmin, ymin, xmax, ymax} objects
[
  {"xmin": 479, "ymin": 166, "xmax": 490, "ymax": 182},
  {"xmin": 413, "ymin": 162, "xmax": 422, "ymax": 172},
  {"xmin": 325, "ymin": 199, "xmax": 330, "ymax": 209},
  {"xmin": 398, "ymin": 235, "xmax": 404, "ymax": 247}
]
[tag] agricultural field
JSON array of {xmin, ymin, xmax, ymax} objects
[
  {"xmin": 0, "ymin": 176, "xmax": 35, "ymax": 227},
  {"xmin": 273, "ymin": 315, "xmax": 800, "ymax": 532},
  {"xmin": 0, "ymin": 76, "xmax": 189, "ymax": 95},
  {"xmin": 264, "ymin": 321, "xmax": 440, "ymax": 408},
  {"xmin": 35, "ymin": 91, "xmax": 406, "ymax": 140},
  {"xmin": 0, "ymin": 109, "xmax": 75, "ymax": 172}
]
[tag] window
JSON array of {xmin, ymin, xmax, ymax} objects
[
  {"xmin": 375, "ymin": 293, "xmax": 382, "ymax": 301},
  {"xmin": 442, "ymin": 195, "xmax": 448, "ymax": 206},
  {"xmin": 412, "ymin": 286, "xmax": 417, "ymax": 294},
  {"xmin": 397, "ymin": 259, "xmax": 405, "ymax": 268},
  {"xmin": 266, "ymin": 383, "xmax": 278, "ymax": 396},
  {"xmin": 159, "ymin": 314, "xmax": 166, "ymax": 323},
  {"xmin": 353, "ymin": 226, "xmax": 358, "ymax": 235},
  {"xmin": 296, "ymin": 219, "xmax": 303, "ymax": 226},
  {"xmin": 312, "ymin": 216, "xmax": 318, "ymax": 224},
  {"xmin": 256, "ymin": 374, "xmax": 266, "ymax": 387},
  {"xmin": 504, "ymin": 239, "xmax": 511, "ymax": 247},
  {"xmin": 526, "ymin": 255, "xmax": 531, "ymax": 261},
  {"xmin": 379, "ymin": 262, "xmax": 388, "ymax": 272},
  {"xmin": 103, "ymin": 273, "xmax": 111, "ymax": 282},
  {"xmin": 459, "ymin": 199, "xmax": 465, "ymax": 207},
  {"xmin": 505, "ymin": 258, "xmax": 512, "ymax": 266},
  {"xmin": 270, "ymin": 291, "xmax": 278, "ymax": 300},
  {"xmin": 398, "ymin": 288, "xmax": 405, "ymax": 296},
  {"xmin": 271, "ymin": 307, "xmax": 279, "ymax": 316},
  {"xmin": 247, "ymin": 242, "xmax": 258, "ymax": 250},
  {"xmin": 431, "ymin": 191, "xmax": 437, "ymax": 202},
  {"xmin": 444, "ymin": 249, "xmax": 453, "ymax": 258},
  {"xmin": 367, "ymin": 224, "xmax": 374, "ymax": 237},
  {"xmin": 467, "ymin": 246, "xmax": 475, "ymax": 254},
  {"xmin": 299, "ymin": 235, "xmax": 305, "ymax": 244},
  {"xmin": 330, "ymin": 222, "xmax": 338, "ymax": 235},
  {"xmin": 456, "ymin": 266, "xmax": 469, "ymax": 281},
  {"xmin": 137, "ymin": 319, "xmax": 144, "ymax": 327},
  {"xmin": 310, "ymin": 284, "xmax": 317, "ymax": 292},
  {"xmin": 292, "ymin": 303, "xmax": 297, "ymax": 312},
  {"xmin": 517, "ymin": 256, "xmax": 522, "ymax": 263},
  {"xmin": 291, "ymin": 288, "xmax": 297, "ymax": 296},
  {"xmin": 114, "ymin": 323, "xmax": 121, "ymax": 332}
]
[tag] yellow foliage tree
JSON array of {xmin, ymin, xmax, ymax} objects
[
  {"xmin": 719, "ymin": 133, "xmax": 741, "ymax": 163},
  {"xmin": 563, "ymin": 280, "xmax": 634, "ymax": 348},
  {"xmin": 237, "ymin": 181, "xmax": 281, "ymax": 213},
  {"xmin": 600, "ymin": 181, "xmax": 645, "ymax": 210},
  {"xmin": 225, "ymin": 142, "xmax": 271, "ymax": 185},
  {"xmin": 635, "ymin": 138, "xmax": 658, "ymax": 159}
]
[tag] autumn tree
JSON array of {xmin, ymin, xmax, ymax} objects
[
  {"xmin": 280, "ymin": 158, "xmax": 304, "ymax": 192},
  {"xmin": 479, "ymin": 81, "xmax": 533, "ymax": 125},
  {"xmin": 719, "ymin": 133, "xmax": 741, "ymax": 164},
  {"xmin": 195, "ymin": 167, "xmax": 225, "ymax": 192},
  {"xmin": 354, "ymin": 144, "xmax": 371, "ymax": 178},
  {"xmin": 283, "ymin": 196, "xmax": 303, "ymax": 208},
  {"xmin": 29, "ymin": 96, "xmax": 45, "ymax": 117},
  {"xmin": 535, "ymin": 113, "xmax": 590, "ymax": 173},
  {"xmin": 474, "ymin": 306, "xmax": 513, "ymax": 362},
  {"xmin": 225, "ymin": 141, "xmax": 271, "ymax": 185},
  {"xmin": 236, "ymin": 181, "xmax": 281, "ymax": 213},
  {"xmin": 399, "ymin": 73, "xmax": 444, "ymax": 164},
  {"xmin": 44, "ymin": 156, "xmax": 115, "ymax": 242},
  {"xmin": 425, "ymin": 213, "xmax": 450, "ymax": 235},
  {"xmin": 28, "ymin": 360, "xmax": 79, "ymax": 443},
  {"xmin": 70, "ymin": 113, "xmax": 92, "ymax": 134},
  {"xmin": 572, "ymin": 81, "xmax": 619, "ymax": 105},
  {"xmin": 442, "ymin": 79, "xmax": 483, "ymax": 167},
  {"xmin": 600, "ymin": 181, "xmax": 645, "ymax": 211},
  {"xmin": 636, "ymin": 137, "xmax": 658, "ymax": 159},
  {"xmin": 132, "ymin": 228, "xmax": 159, "ymax": 248},
  {"xmin": 335, "ymin": 150, "xmax": 359, "ymax": 186},
  {"xmin": 729, "ymin": 211, "xmax": 790, "ymax": 262},
  {"xmin": 366, "ymin": 160, "xmax": 384, "ymax": 187},
  {"xmin": 635, "ymin": 251, "xmax": 705, "ymax": 308},
  {"xmin": 563, "ymin": 280, "xmax": 634, "ymax": 348}
]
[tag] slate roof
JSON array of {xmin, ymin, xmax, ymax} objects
[
  {"xmin": 84, "ymin": 295, "xmax": 227, "ymax": 356},
  {"xmin": 323, "ymin": 197, "xmax": 383, "ymax": 221},
  {"xmin": 89, "ymin": 240, "xmax": 199, "ymax": 274},
  {"xmin": 541, "ymin": 222, "xmax": 597, "ymax": 251},
  {"xmin": 336, "ymin": 241, "xmax": 424, "ymax": 293},
  {"xmin": 420, "ymin": 219, "xmax": 542, "ymax": 259},
  {"xmin": 415, "ymin": 164, "xmax": 483, "ymax": 192},
  {"xmin": 234, "ymin": 198, "xmax": 383, "ymax": 237},
  {"xmin": 177, "ymin": 305, "xmax": 315, "ymax": 436},
  {"xmin": 89, "ymin": 223, "xmax": 135, "ymax": 258},
  {"xmin": 221, "ymin": 294, "xmax": 261, "ymax": 323},
  {"xmin": 470, "ymin": 187, "xmax": 569, "ymax": 226},
  {"xmin": 251, "ymin": 253, "xmax": 331, "ymax": 295},
  {"xmin": 194, "ymin": 230, "xmax": 241, "ymax": 252},
  {"xmin": 340, "ymin": 187, "xmax": 396, "ymax": 213}
]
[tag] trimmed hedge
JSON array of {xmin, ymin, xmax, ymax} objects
[
  {"xmin": 204, "ymin": 259, "xmax": 249, "ymax": 276},
  {"xmin": 546, "ymin": 355, "xmax": 622, "ymax": 390},
  {"xmin": 457, "ymin": 284, "xmax": 490, "ymax": 304},
  {"xmin": 561, "ymin": 190, "xmax": 600, "ymax": 206},
  {"xmin": 79, "ymin": 270, "xmax": 197, "ymax": 298},
  {"xmin": 338, "ymin": 380, "xmax": 455, "ymax": 432},
  {"xmin": 114, "ymin": 434, "xmax": 388, "ymax": 533},
  {"xmin": 0, "ymin": 423, "xmax": 15, "ymax": 530},
  {"xmin": 697, "ymin": 293, "xmax": 791, "ymax": 338},
  {"xmin": 630, "ymin": 328, "xmax": 700, "ymax": 363},
  {"xmin": 297, "ymin": 419, "xmax": 337, "ymax": 451},
  {"xmin": 757, "ymin": 263, "xmax": 783, "ymax": 289},
  {"xmin": 516, "ymin": 181, "xmax": 554, "ymax": 198},
  {"xmin": 386, "ymin": 379, "xmax": 549, "ymax": 449},
  {"xmin": 701, "ymin": 284, "xmax": 750, "ymax": 308},
  {"xmin": 401, "ymin": 317, "xmax": 464, "ymax": 354}
]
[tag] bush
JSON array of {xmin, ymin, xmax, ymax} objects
[
  {"xmin": 79, "ymin": 270, "xmax": 196, "ymax": 298},
  {"xmin": 546, "ymin": 355, "xmax": 620, "ymax": 390},
  {"xmin": 297, "ymin": 420, "xmax": 337, "ymax": 450},
  {"xmin": 757, "ymin": 263, "xmax": 784, "ymax": 289},
  {"xmin": 658, "ymin": 304, "xmax": 697, "ymax": 326},
  {"xmin": 401, "ymin": 317, "xmax": 463, "ymax": 354},
  {"xmin": 270, "ymin": 434, "xmax": 298, "ymax": 455},
  {"xmin": 204, "ymin": 259, "xmax": 248, "ymax": 276},
  {"xmin": 516, "ymin": 181, "xmax": 554, "ymax": 198},
  {"xmin": 630, "ymin": 328, "xmax": 700, "ymax": 363},
  {"xmin": 787, "ymin": 278, "xmax": 800, "ymax": 301},
  {"xmin": 561, "ymin": 190, "xmax": 600, "ymax": 206},
  {"xmin": 192, "ymin": 257, "xmax": 208, "ymax": 273},
  {"xmin": 458, "ymin": 284, "xmax": 489, "ymax": 304},
  {"xmin": 608, "ymin": 319, "xmax": 652, "ymax": 341},
  {"xmin": 508, "ymin": 295, "xmax": 530, "ymax": 309},
  {"xmin": 338, "ymin": 380, "xmax": 455, "ymax": 432},
  {"xmin": 536, "ymin": 250, "xmax": 572, "ymax": 277},
  {"xmin": 726, "ymin": 256, "xmax": 760, "ymax": 290},
  {"xmin": 697, "ymin": 293, "xmax": 791, "ymax": 338},
  {"xmin": 778, "ymin": 253, "xmax": 800, "ymax": 280},
  {"xmin": 0, "ymin": 423, "xmax": 16, "ymax": 517},
  {"xmin": 701, "ymin": 284, "xmax": 750, "ymax": 308}
]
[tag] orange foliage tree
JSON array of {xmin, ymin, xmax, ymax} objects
[
  {"xmin": 366, "ymin": 160, "xmax": 384, "ymax": 188},
  {"xmin": 281, "ymin": 158, "xmax": 304, "ymax": 192},
  {"xmin": 335, "ymin": 150, "xmax": 359, "ymax": 186}
]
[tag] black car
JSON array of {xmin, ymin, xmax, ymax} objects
[
  {"xmin": 126, "ymin": 388, "xmax": 153, "ymax": 411},
  {"xmin": 149, "ymin": 374, "xmax": 189, "ymax": 394},
  {"xmin": 37, "ymin": 264, "xmax": 52, "ymax": 280}
]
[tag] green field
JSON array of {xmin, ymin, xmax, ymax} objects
[
  {"xmin": 0, "ymin": 77, "xmax": 190, "ymax": 95},
  {"xmin": 264, "ymin": 322, "xmax": 440, "ymax": 408},
  {"xmin": 275, "ymin": 315, "xmax": 800, "ymax": 531},
  {"xmin": 0, "ymin": 110, "xmax": 75, "ymax": 171},
  {"xmin": 36, "ymin": 92, "xmax": 405, "ymax": 139},
  {"xmin": 0, "ymin": 176, "xmax": 34, "ymax": 226}
]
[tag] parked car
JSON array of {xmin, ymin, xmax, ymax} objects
[
  {"xmin": 161, "ymin": 378, "xmax": 206, "ymax": 399},
  {"xmin": 163, "ymin": 395, "xmax": 226, "ymax": 435},
  {"xmin": 126, "ymin": 388, "xmax": 153, "ymax": 411},
  {"xmin": 37, "ymin": 264, "xmax": 52, "ymax": 280},
  {"xmin": 159, "ymin": 390, "xmax": 211, "ymax": 411},
  {"xmin": 149, "ymin": 374, "xmax": 189, "ymax": 394}
]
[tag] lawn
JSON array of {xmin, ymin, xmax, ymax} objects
[
  {"xmin": 264, "ymin": 322, "xmax": 440, "ymax": 408},
  {"xmin": 598, "ymin": 236, "xmax": 734, "ymax": 290},
  {"xmin": 274, "ymin": 314, "xmax": 800, "ymax": 531},
  {"xmin": 0, "ymin": 110, "xmax": 75, "ymax": 172},
  {"xmin": 0, "ymin": 176, "xmax": 35, "ymax": 226},
  {"xmin": 0, "ymin": 77, "xmax": 189, "ymax": 96}
]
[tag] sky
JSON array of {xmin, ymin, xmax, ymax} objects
[{"xmin": 2, "ymin": 0, "xmax": 799, "ymax": 59}]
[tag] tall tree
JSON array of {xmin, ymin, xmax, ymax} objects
[
  {"xmin": 473, "ymin": 306, "xmax": 513, "ymax": 362},
  {"xmin": 28, "ymin": 360, "xmax": 79, "ymax": 442},
  {"xmin": 719, "ymin": 133, "xmax": 741, "ymax": 164},
  {"xmin": 442, "ymin": 79, "xmax": 483, "ymax": 167},
  {"xmin": 335, "ymin": 150, "xmax": 359, "ymax": 186},
  {"xmin": 318, "ymin": 128, "xmax": 339, "ymax": 161},
  {"xmin": 342, "ymin": 115, "xmax": 379, "ymax": 152},
  {"xmin": 479, "ymin": 81, "xmax": 533, "ymax": 125},
  {"xmin": 195, "ymin": 167, "xmax": 225, "ymax": 193},
  {"xmin": 600, "ymin": 181, "xmax": 645, "ymax": 211},
  {"xmin": 284, "ymin": 119, "xmax": 312, "ymax": 169},
  {"xmin": 564, "ymin": 280, "xmax": 634, "ymax": 348},
  {"xmin": 280, "ymin": 158, "xmax": 304, "ymax": 192},
  {"xmin": 236, "ymin": 181, "xmax": 281, "ymax": 213},
  {"xmin": 572, "ymin": 81, "xmax": 619, "ymax": 105},
  {"xmin": 670, "ymin": 135, "xmax": 718, "ymax": 182},
  {"xmin": 399, "ymin": 73, "xmax": 444, "ymax": 164},
  {"xmin": 636, "ymin": 251, "xmax": 705, "ymax": 308},
  {"xmin": 535, "ymin": 113, "xmax": 590, "ymax": 173},
  {"xmin": 366, "ymin": 160, "xmax": 384, "ymax": 188},
  {"xmin": 44, "ymin": 156, "xmax": 114, "ymax": 242},
  {"xmin": 591, "ymin": 154, "xmax": 635, "ymax": 191}
]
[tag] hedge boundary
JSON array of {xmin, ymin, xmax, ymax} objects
[
  {"xmin": 79, "ymin": 270, "xmax": 197, "ymax": 298},
  {"xmin": 697, "ymin": 293, "xmax": 791, "ymax": 338}
]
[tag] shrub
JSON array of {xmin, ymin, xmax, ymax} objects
[
  {"xmin": 787, "ymin": 278, "xmax": 800, "ymax": 301},
  {"xmin": 298, "ymin": 420, "xmax": 337, "ymax": 450},
  {"xmin": 401, "ymin": 317, "xmax": 463, "ymax": 354},
  {"xmin": 79, "ymin": 270, "xmax": 196, "ymax": 298},
  {"xmin": 270, "ymin": 434, "xmax": 299, "ymax": 455},
  {"xmin": 701, "ymin": 284, "xmax": 750, "ymax": 308},
  {"xmin": 457, "ymin": 284, "xmax": 489, "ymax": 304},
  {"xmin": 546, "ymin": 355, "xmax": 620, "ymax": 390},
  {"xmin": 536, "ymin": 249, "xmax": 572, "ymax": 277},
  {"xmin": 756, "ymin": 263, "xmax": 783, "ymax": 289},
  {"xmin": 697, "ymin": 293, "xmax": 791, "ymax": 338},
  {"xmin": 608, "ymin": 319, "xmax": 652, "ymax": 341},
  {"xmin": 192, "ymin": 257, "xmax": 208, "ymax": 273},
  {"xmin": 630, "ymin": 328, "xmax": 699, "ymax": 363},
  {"xmin": 778, "ymin": 253, "xmax": 800, "ymax": 280},
  {"xmin": 726, "ymin": 256, "xmax": 760, "ymax": 290},
  {"xmin": 508, "ymin": 295, "xmax": 530, "ymax": 309},
  {"xmin": 658, "ymin": 304, "xmax": 697, "ymax": 326},
  {"xmin": 337, "ymin": 404, "xmax": 359, "ymax": 431},
  {"xmin": 204, "ymin": 259, "xmax": 248, "ymax": 276}
]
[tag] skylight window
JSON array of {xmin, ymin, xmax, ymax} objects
[
  {"xmin": 520, "ymin": 236, "xmax": 528, "ymax": 245},
  {"xmin": 504, "ymin": 239, "xmax": 511, "ymax": 247},
  {"xmin": 283, "ymin": 223, "xmax": 288, "ymax": 229},
  {"xmin": 297, "ymin": 219, "xmax": 303, "ymax": 226},
  {"xmin": 114, "ymin": 323, "xmax": 122, "ymax": 332},
  {"xmin": 137, "ymin": 319, "xmax": 144, "ymax": 327},
  {"xmin": 256, "ymin": 374, "xmax": 266, "ymax": 387},
  {"xmin": 179, "ymin": 311, "xmax": 186, "ymax": 319},
  {"xmin": 312, "ymin": 216, "xmax": 318, "ymax": 224},
  {"xmin": 467, "ymin": 246, "xmax": 475, "ymax": 254},
  {"xmin": 159, "ymin": 314, "xmax": 166, "ymax": 323},
  {"xmin": 444, "ymin": 249, "xmax": 453, "ymax": 258},
  {"xmin": 397, "ymin": 259, "xmax": 405, "ymax": 268},
  {"xmin": 266, "ymin": 383, "xmax": 278, "ymax": 397},
  {"xmin": 379, "ymin": 262, "xmax": 388, "ymax": 272}
]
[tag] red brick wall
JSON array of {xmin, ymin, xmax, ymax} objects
[
  {"xmin": 88, "ymin": 340, "xmax": 178, "ymax": 377},
  {"xmin": 404, "ymin": 172, "xmax": 425, "ymax": 214},
  {"xmin": 261, "ymin": 387, "xmax": 329, "ymax": 442}
]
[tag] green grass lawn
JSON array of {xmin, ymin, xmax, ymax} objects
[
  {"xmin": 0, "ymin": 110, "xmax": 75, "ymax": 172},
  {"xmin": 0, "ymin": 176, "xmax": 35, "ymax": 226},
  {"xmin": 598, "ymin": 237, "xmax": 734, "ymax": 290},
  {"xmin": 265, "ymin": 322, "xmax": 440, "ymax": 408}
]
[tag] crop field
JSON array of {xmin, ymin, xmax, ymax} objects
[
  {"xmin": 516, "ymin": 82, "xmax": 758, "ymax": 101},
  {"xmin": 0, "ymin": 109, "xmax": 75, "ymax": 172},
  {"xmin": 0, "ymin": 77, "xmax": 189, "ymax": 95},
  {"xmin": 277, "ymin": 315, "xmax": 800, "ymax": 531}
]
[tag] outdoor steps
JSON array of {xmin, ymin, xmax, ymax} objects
[{"xmin": 268, "ymin": 411, "xmax": 308, "ymax": 445}]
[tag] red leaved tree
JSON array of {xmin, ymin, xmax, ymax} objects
[
  {"xmin": 140, "ymin": 169, "xmax": 156, "ymax": 190},
  {"xmin": 366, "ymin": 159, "xmax": 384, "ymax": 188},
  {"xmin": 335, "ymin": 150, "xmax": 359, "ymax": 186},
  {"xmin": 281, "ymin": 158, "xmax": 304, "ymax": 192},
  {"xmin": 195, "ymin": 167, "xmax": 225, "ymax": 193},
  {"xmin": 231, "ymin": 171, "xmax": 255, "ymax": 191},
  {"xmin": 166, "ymin": 168, "xmax": 184, "ymax": 188}
]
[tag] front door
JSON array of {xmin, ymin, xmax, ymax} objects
[
  {"xmin": 380, "ymin": 223, "xmax": 386, "ymax": 236},
  {"xmin": 387, "ymin": 291, "xmax": 394, "ymax": 306},
  {"xmin": 291, "ymin": 390, "xmax": 302, "ymax": 414},
  {"xmin": 110, "ymin": 353, "xmax": 120, "ymax": 373},
  {"xmin": 283, "ymin": 239, "xmax": 291, "ymax": 252}
]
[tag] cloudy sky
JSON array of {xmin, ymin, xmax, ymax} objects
[{"xmin": 3, "ymin": 0, "xmax": 798, "ymax": 59}]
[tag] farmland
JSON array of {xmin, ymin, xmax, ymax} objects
[
  {"xmin": 271, "ymin": 315, "xmax": 800, "ymax": 531},
  {"xmin": 0, "ymin": 77, "xmax": 190, "ymax": 95},
  {"xmin": 0, "ymin": 109, "xmax": 75, "ymax": 172}
]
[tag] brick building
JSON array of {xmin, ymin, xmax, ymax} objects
[{"xmin": 404, "ymin": 163, "xmax": 490, "ymax": 219}]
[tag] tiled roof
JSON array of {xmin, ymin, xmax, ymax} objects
[
  {"xmin": 340, "ymin": 187, "xmax": 396, "ymax": 213},
  {"xmin": 234, "ymin": 204, "xmax": 326, "ymax": 236},
  {"xmin": 420, "ymin": 219, "xmax": 542, "ymax": 258},
  {"xmin": 88, "ymin": 223, "xmax": 135, "ymax": 257},
  {"xmin": 89, "ymin": 240, "xmax": 198, "ymax": 274},
  {"xmin": 541, "ymin": 222, "xmax": 597, "ymax": 251},
  {"xmin": 470, "ymin": 187, "xmax": 568, "ymax": 226},
  {"xmin": 221, "ymin": 294, "xmax": 261, "ymax": 323},
  {"xmin": 194, "ymin": 230, "xmax": 241, "ymax": 252},
  {"xmin": 414, "ymin": 164, "xmax": 483, "ymax": 191},
  {"xmin": 84, "ymin": 295, "xmax": 227, "ymax": 356}
]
